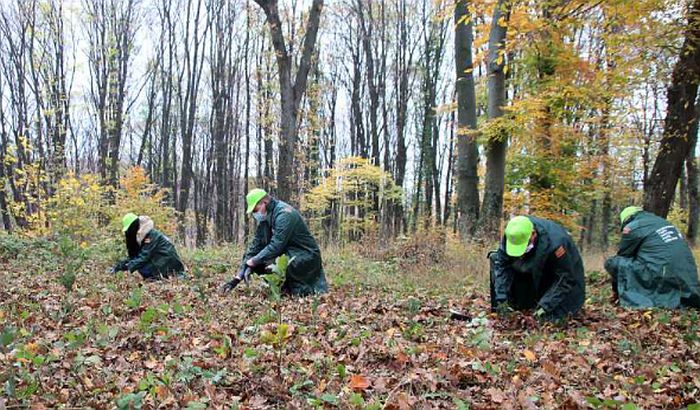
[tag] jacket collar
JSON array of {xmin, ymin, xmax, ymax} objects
[{"xmin": 267, "ymin": 197, "xmax": 278, "ymax": 215}]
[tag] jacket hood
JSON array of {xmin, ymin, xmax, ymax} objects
[
  {"xmin": 621, "ymin": 211, "xmax": 645, "ymax": 230},
  {"xmin": 136, "ymin": 216, "xmax": 154, "ymax": 245}
]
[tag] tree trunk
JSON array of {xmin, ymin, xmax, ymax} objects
[
  {"xmin": 680, "ymin": 166, "xmax": 688, "ymax": 210},
  {"xmin": 393, "ymin": 0, "xmax": 413, "ymax": 235},
  {"xmin": 85, "ymin": 0, "xmax": 138, "ymax": 188},
  {"xmin": 177, "ymin": 0, "xmax": 209, "ymax": 239},
  {"xmin": 443, "ymin": 110, "xmax": 455, "ymax": 225},
  {"xmin": 454, "ymin": 0, "xmax": 480, "ymax": 238},
  {"xmin": 357, "ymin": 1, "xmax": 381, "ymax": 167},
  {"xmin": 0, "ymin": 120, "xmax": 11, "ymax": 232},
  {"xmin": 253, "ymin": 0, "xmax": 324, "ymax": 205},
  {"xmin": 687, "ymin": 101, "xmax": 700, "ymax": 245},
  {"xmin": 644, "ymin": 0, "xmax": 700, "ymax": 217},
  {"xmin": 479, "ymin": 0, "xmax": 511, "ymax": 240},
  {"xmin": 243, "ymin": 3, "xmax": 252, "ymax": 243}
]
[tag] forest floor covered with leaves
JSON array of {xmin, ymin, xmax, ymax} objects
[{"xmin": 1, "ymin": 237, "xmax": 699, "ymax": 409}]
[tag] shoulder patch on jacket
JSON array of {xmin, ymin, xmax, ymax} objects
[
  {"xmin": 143, "ymin": 237, "xmax": 151, "ymax": 244},
  {"xmin": 622, "ymin": 227, "xmax": 631, "ymax": 235},
  {"xmin": 554, "ymin": 245, "xmax": 566, "ymax": 259}
]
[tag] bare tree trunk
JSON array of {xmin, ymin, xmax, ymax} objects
[
  {"xmin": 349, "ymin": 41, "xmax": 366, "ymax": 159},
  {"xmin": 644, "ymin": 0, "xmax": 700, "ymax": 217},
  {"xmin": 177, "ymin": 0, "xmax": 209, "ymax": 238},
  {"xmin": 85, "ymin": 0, "xmax": 138, "ymax": 188},
  {"xmin": 454, "ymin": 0, "xmax": 480, "ymax": 238},
  {"xmin": 252, "ymin": 0, "xmax": 324, "ymax": 205},
  {"xmin": 479, "ymin": 0, "xmax": 511, "ymax": 240},
  {"xmin": 0, "ymin": 105, "xmax": 11, "ymax": 231},
  {"xmin": 687, "ymin": 101, "xmax": 700, "ymax": 245},
  {"xmin": 159, "ymin": 0, "xmax": 176, "ymax": 198},
  {"xmin": 208, "ymin": 0, "xmax": 239, "ymax": 242},
  {"xmin": 44, "ymin": 0, "xmax": 69, "ymax": 186},
  {"xmin": 243, "ymin": 3, "xmax": 252, "ymax": 243},
  {"xmin": 443, "ymin": 110, "xmax": 455, "ymax": 225},
  {"xmin": 356, "ymin": 0, "xmax": 381, "ymax": 166},
  {"xmin": 392, "ymin": 0, "xmax": 414, "ymax": 235},
  {"xmin": 138, "ymin": 66, "xmax": 158, "ymax": 167},
  {"xmin": 680, "ymin": 166, "xmax": 689, "ymax": 210},
  {"xmin": 0, "ymin": 2, "xmax": 34, "ymax": 228}
]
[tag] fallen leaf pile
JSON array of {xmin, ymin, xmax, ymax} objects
[{"xmin": 1, "ymin": 254, "xmax": 699, "ymax": 409}]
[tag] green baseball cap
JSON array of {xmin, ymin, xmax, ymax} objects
[
  {"xmin": 504, "ymin": 216, "xmax": 534, "ymax": 257},
  {"xmin": 620, "ymin": 206, "xmax": 642, "ymax": 225},
  {"xmin": 246, "ymin": 188, "xmax": 267, "ymax": 214},
  {"xmin": 122, "ymin": 213, "xmax": 138, "ymax": 232}
]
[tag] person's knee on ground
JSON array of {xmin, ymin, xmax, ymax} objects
[{"xmin": 488, "ymin": 251, "xmax": 502, "ymax": 311}]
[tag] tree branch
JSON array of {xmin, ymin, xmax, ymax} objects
[{"xmin": 292, "ymin": 0, "xmax": 323, "ymax": 106}]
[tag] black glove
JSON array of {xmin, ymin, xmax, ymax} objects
[
  {"xmin": 221, "ymin": 267, "xmax": 252, "ymax": 293},
  {"xmin": 240, "ymin": 266, "xmax": 252, "ymax": 283},
  {"xmin": 110, "ymin": 261, "xmax": 127, "ymax": 274},
  {"xmin": 221, "ymin": 277, "xmax": 242, "ymax": 293}
]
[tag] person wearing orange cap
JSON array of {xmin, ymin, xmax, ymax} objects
[
  {"xmin": 222, "ymin": 189, "xmax": 328, "ymax": 296},
  {"xmin": 110, "ymin": 213, "xmax": 185, "ymax": 281},
  {"xmin": 489, "ymin": 215, "xmax": 585, "ymax": 321}
]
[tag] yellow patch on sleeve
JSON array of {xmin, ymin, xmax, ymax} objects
[{"xmin": 554, "ymin": 245, "xmax": 566, "ymax": 259}]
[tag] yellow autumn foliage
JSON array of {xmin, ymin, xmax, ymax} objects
[
  {"xmin": 304, "ymin": 157, "xmax": 401, "ymax": 240},
  {"xmin": 35, "ymin": 166, "xmax": 178, "ymax": 243},
  {"xmin": 113, "ymin": 166, "xmax": 178, "ymax": 239}
]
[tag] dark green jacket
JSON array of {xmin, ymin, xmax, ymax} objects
[
  {"xmin": 242, "ymin": 198, "xmax": 328, "ymax": 296},
  {"xmin": 605, "ymin": 211, "xmax": 700, "ymax": 308},
  {"xmin": 491, "ymin": 216, "xmax": 586, "ymax": 320},
  {"xmin": 116, "ymin": 216, "xmax": 185, "ymax": 279}
]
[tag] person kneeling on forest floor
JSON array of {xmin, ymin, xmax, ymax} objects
[
  {"xmin": 604, "ymin": 206, "xmax": 700, "ymax": 309},
  {"xmin": 489, "ymin": 215, "xmax": 586, "ymax": 322},
  {"xmin": 110, "ymin": 213, "xmax": 186, "ymax": 281},
  {"xmin": 222, "ymin": 189, "xmax": 328, "ymax": 296}
]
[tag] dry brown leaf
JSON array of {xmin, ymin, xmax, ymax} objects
[
  {"xmin": 488, "ymin": 387, "xmax": 505, "ymax": 403},
  {"xmin": 350, "ymin": 374, "xmax": 371, "ymax": 391},
  {"xmin": 523, "ymin": 349, "xmax": 537, "ymax": 362}
]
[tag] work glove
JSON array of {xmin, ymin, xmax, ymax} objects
[
  {"xmin": 221, "ymin": 267, "xmax": 252, "ymax": 293},
  {"xmin": 221, "ymin": 277, "xmax": 242, "ymax": 293},
  {"xmin": 240, "ymin": 266, "xmax": 252, "ymax": 283},
  {"xmin": 108, "ymin": 261, "xmax": 127, "ymax": 274}
]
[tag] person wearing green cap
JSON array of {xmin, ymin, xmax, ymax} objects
[
  {"xmin": 604, "ymin": 206, "xmax": 700, "ymax": 308},
  {"xmin": 222, "ymin": 189, "xmax": 328, "ymax": 296},
  {"xmin": 110, "ymin": 213, "xmax": 185, "ymax": 281},
  {"xmin": 489, "ymin": 215, "xmax": 586, "ymax": 321}
]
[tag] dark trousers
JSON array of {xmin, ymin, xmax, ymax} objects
[
  {"xmin": 490, "ymin": 267, "xmax": 538, "ymax": 311},
  {"xmin": 139, "ymin": 266, "xmax": 163, "ymax": 281},
  {"xmin": 607, "ymin": 268, "xmax": 620, "ymax": 301},
  {"xmin": 139, "ymin": 266, "xmax": 177, "ymax": 281}
]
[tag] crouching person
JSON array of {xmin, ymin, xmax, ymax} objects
[
  {"xmin": 490, "ymin": 215, "xmax": 585, "ymax": 322},
  {"xmin": 605, "ymin": 206, "xmax": 700, "ymax": 309},
  {"xmin": 111, "ymin": 213, "xmax": 185, "ymax": 281},
  {"xmin": 222, "ymin": 189, "xmax": 328, "ymax": 296}
]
